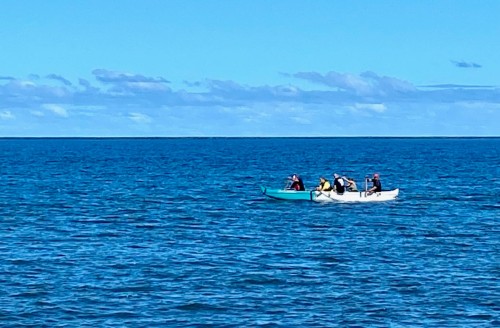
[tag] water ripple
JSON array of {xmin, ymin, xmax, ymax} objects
[{"xmin": 0, "ymin": 138, "xmax": 498, "ymax": 327}]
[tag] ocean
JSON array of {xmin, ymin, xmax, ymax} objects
[{"xmin": 0, "ymin": 138, "xmax": 498, "ymax": 327}]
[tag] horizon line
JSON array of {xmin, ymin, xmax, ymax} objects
[{"xmin": 1, "ymin": 135, "xmax": 499, "ymax": 139}]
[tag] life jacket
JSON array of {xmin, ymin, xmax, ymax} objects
[{"xmin": 321, "ymin": 180, "xmax": 331, "ymax": 191}]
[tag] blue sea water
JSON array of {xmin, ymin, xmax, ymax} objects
[{"xmin": 0, "ymin": 137, "xmax": 498, "ymax": 327}]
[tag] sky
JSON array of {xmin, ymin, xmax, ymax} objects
[{"xmin": 1, "ymin": 0, "xmax": 499, "ymax": 136}]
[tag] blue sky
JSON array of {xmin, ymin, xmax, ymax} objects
[{"xmin": 1, "ymin": 0, "xmax": 499, "ymax": 136}]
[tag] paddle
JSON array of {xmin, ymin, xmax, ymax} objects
[{"xmin": 364, "ymin": 176, "xmax": 370, "ymax": 197}]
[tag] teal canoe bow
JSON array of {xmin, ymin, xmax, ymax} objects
[{"xmin": 260, "ymin": 186, "xmax": 315, "ymax": 201}]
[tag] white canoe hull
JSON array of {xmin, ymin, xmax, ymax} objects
[{"xmin": 314, "ymin": 189, "xmax": 399, "ymax": 202}]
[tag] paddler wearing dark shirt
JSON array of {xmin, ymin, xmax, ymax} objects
[
  {"xmin": 367, "ymin": 173, "xmax": 382, "ymax": 194},
  {"xmin": 289, "ymin": 174, "xmax": 305, "ymax": 191}
]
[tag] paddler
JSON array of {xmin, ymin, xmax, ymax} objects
[{"xmin": 367, "ymin": 173, "xmax": 382, "ymax": 194}]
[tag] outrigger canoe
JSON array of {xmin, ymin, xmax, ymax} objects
[{"xmin": 261, "ymin": 186, "xmax": 399, "ymax": 202}]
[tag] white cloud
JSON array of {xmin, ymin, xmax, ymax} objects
[
  {"xmin": 42, "ymin": 104, "xmax": 69, "ymax": 117},
  {"xmin": 293, "ymin": 71, "xmax": 416, "ymax": 97},
  {"xmin": 454, "ymin": 101, "xmax": 500, "ymax": 110},
  {"xmin": 16, "ymin": 80, "xmax": 37, "ymax": 88},
  {"xmin": 125, "ymin": 82, "xmax": 170, "ymax": 92},
  {"xmin": 0, "ymin": 111, "xmax": 14, "ymax": 120},
  {"xmin": 30, "ymin": 110, "xmax": 45, "ymax": 117},
  {"xmin": 352, "ymin": 103, "xmax": 387, "ymax": 113},
  {"xmin": 129, "ymin": 112, "xmax": 152, "ymax": 123},
  {"xmin": 0, "ymin": 69, "xmax": 499, "ymax": 136},
  {"xmin": 92, "ymin": 69, "xmax": 171, "ymax": 94},
  {"xmin": 93, "ymin": 69, "xmax": 169, "ymax": 83},
  {"xmin": 290, "ymin": 116, "xmax": 312, "ymax": 124}
]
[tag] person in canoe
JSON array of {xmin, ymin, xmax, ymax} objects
[
  {"xmin": 367, "ymin": 173, "xmax": 382, "ymax": 194},
  {"xmin": 332, "ymin": 173, "xmax": 345, "ymax": 194},
  {"xmin": 315, "ymin": 177, "xmax": 332, "ymax": 191},
  {"xmin": 288, "ymin": 174, "xmax": 305, "ymax": 191},
  {"xmin": 343, "ymin": 177, "xmax": 358, "ymax": 192}
]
